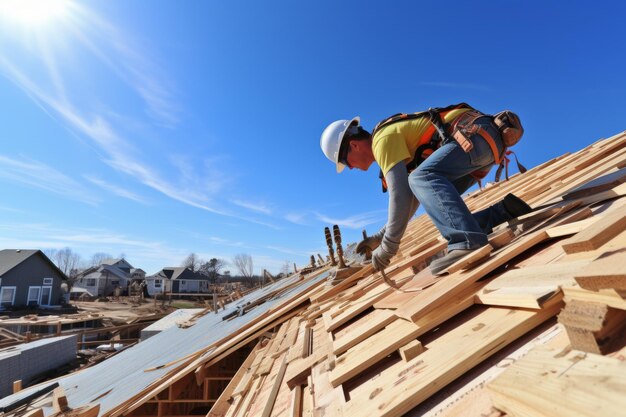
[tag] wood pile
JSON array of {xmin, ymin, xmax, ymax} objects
[
  {"xmin": 6, "ymin": 131, "xmax": 626, "ymax": 417},
  {"xmin": 205, "ymin": 130, "xmax": 626, "ymax": 417}
]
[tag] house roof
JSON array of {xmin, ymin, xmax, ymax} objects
[
  {"xmin": 147, "ymin": 267, "xmax": 209, "ymax": 281},
  {"xmin": 101, "ymin": 258, "xmax": 123, "ymax": 266},
  {"xmin": 0, "ymin": 249, "xmax": 67, "ymax": 280},
  {"xmin": 100, "ymin": 264, "xmax": 131, "ymax": 279}
]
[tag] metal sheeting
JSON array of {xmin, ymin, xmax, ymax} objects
[{"xmin": 0, "ymin": 271, "xmax": 328, "ymax": 416}]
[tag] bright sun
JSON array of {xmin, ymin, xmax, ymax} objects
[{"xmin": 0, "ymin": 0, "xmax": 70, "ymax": 26}]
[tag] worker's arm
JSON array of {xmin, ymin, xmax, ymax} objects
[{"xmin": 372, "ymin": 161, "xmax": 419, "ymax": 269}]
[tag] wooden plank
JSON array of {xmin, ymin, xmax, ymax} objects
[
  {"xmin": 284, "ymin": 350, "xmax": 329, "ymax": 389},
  {"xmin": 325, "ymin": 283, "xmax": 393, "ymax": 332},
  {"xmin": 488, "ymin": 345, "xmax": 626, "ymax": 417},
  {"xmin": 310, "ymin": 355, "xmax": 345, "ymax": 416},
  {"xmin": 563, "ymin": 167, "xmax": 626, "ymax": 199},
  {"xmin": 571, "ymin": 181, "xmax": 626, "ymax": 207},
  {"xmin": 53, "ymin": 387, "xmax": 69, "ymax": 413},
  {"xmin": 558, "ymin": 300, "xmax": 626, "ymax": 354},
  {"xmin": 288, "ymin": 386, "xmax": 302, "ymax": 417},
  {"xmin": 574, "ymin": 248, "xmax": 626, "ymax": 291},
  {"xmin": 341, "ymin": 301, "xmax": 561, "ymax": 417},
  {"xmin": 330, "ymin": 318, "xmax": 421, "ymax": 387},
  {"xmin": 330, "ymin": 281, "xmax": 483, "ymax": 388},
  {"xmin": 332, "ymin": 309, "xmax": 395, "ymax": 355},
  {"xmin": 444, "ymin": 244, "xmax": 493, "ymax": 274},
  {"xmin": 260, "ymin": 357, "xmax": 288, "ymax": 417},
  {"xmin": 398, "ymin": 339, "xmax": 425, "ymax": 362},
  {"xmin": 482, "ymin": 260, "xmax": 590, "ymax": 293},
  {"xmin": 396, "ymin": 230, "xmax": 550, "ymax": 322},
  {"xmin": 286, "ymin": 321, "xmax": 308, "ymax": 364},
  {"xmin": 561, "ymin": 204, "xmax": 626, "ymax": 253},
  {"xmin": 476, "ymin": 287, "xmax": 561, "ymax": 309},
  {"xmin": 545, "ymin": 217, "xmax": 597, "ymax": 238},
  {"xmin": 563, "ymin": 286, "xmax": 626, "ymax": 310}
]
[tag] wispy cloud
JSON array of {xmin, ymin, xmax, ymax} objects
[
  {"xmin": 314, "ymin": 210, "xmax": 385, "ymax": 229},
  {"xmin": 232, "ymin": 199, "xmax": 272, "ymax": 215},
  {"xmin": 0, "ymin": 50, "xmax": 281, "ymax": 228},
  {"xmin": 68, "ymin": 6, "xmax": 181, "ymax": 127},
  {"xmin": 0, "ymin": 154, "xmax": 99, "ymax": 205},
  {"xmin": 0, "ymin": 222, "xmax": 187, "ymax": 273},
  {"xmin": 265, "ymin": 245, "xmax": 324, "ymax": 258},
  {"xmin": 209, "ymin": 236, "xmax": 245, "ymax": 247},
  {"xmin": 84, "ymin": 175, "xmax": 148, "ymax": 204},
  {"xmin": 285, "ymin": 212, "xmax": 310, "ymax": 225},
  {"xmin": 0, "ymin": 5, "xmax": 289, "ymax": 230},
  {"xmin": 419, "ymin": 81, "xmax": 489, "ymax": 91}
]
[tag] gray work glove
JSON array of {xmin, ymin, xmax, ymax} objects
[
  {"xmin": 371, "ymin": 235, "xmax": 400, "ymax": 271},
  {"xmin": 372, "ymin": 245, "xmax": 394, "ymax": 271},
  {"xmin": 356, "ymin": 234, "xmax": 383, "ymax": 256}
]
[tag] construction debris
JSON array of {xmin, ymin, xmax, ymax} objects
[{"xmin": 2, "ymin": 130, "xmax": 626, "ymax": 416}]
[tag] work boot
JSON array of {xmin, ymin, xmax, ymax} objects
[
  {"xmin": 502, "ymin": 193, "xmax": 532, "ymax": 218},
  {"xmin": 429, "ymin": 249, "xmax": 475, "ymax": 275}
]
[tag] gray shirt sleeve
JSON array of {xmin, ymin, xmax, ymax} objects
[{"xmin": 373, "ymin": 162, "xmax": 420, "ymax": 255}]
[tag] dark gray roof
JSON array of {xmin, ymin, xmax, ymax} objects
[
  {"xmin": 147, "ymin": 267, "xmax": 209, "ymax": 281},
  {"xmin": 0, "ymin": 249, "xmax": 67, "ymax": 279},
  {"xmin": 0, "ymin": 249, "xmax": 40, "ymax": 276}
]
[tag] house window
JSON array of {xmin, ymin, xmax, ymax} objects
[
  {"xmin": 111, "ymin": 280, "xmax": 119, "ymax": 286},
  {"xmin": 41, "ymin": 287, "xmax": 52, "ymax": 305},
  {"xmin": 1, "ymin": 286, "xmax": 16, "ymax": 307},
  {"xmin": 154, "ymin": 279, "xmax": 162, "ymax": 288},
  {"xmin": 86, "ymin": 278, "xmax": 97, "ymax": 286},
  {"xmin": 180, "ymin": 280, "xmax": 186, "ymax": 285},
  {"xmin": 28, "ymin": 286, "xmax": 42, "ymax": 306},
  {"xmin": 43, "ymin": 278, "xmax": 53, "ymax": 285}
]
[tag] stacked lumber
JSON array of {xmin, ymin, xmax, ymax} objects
[
  {"xmin": 5, "ymin": 132, "xmax": 626, "ymax": 417},
  {"xmin": 207, "ymin": 130, "xmax": 626, "ymax": 417}
]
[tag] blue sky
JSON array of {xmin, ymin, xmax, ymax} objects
[{"xmin": 0, "ymin": 1, "xmax": 625, "ymax": 275}]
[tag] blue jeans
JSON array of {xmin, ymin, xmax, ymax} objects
[{"xmin": 408, "ymin": 117, "xmax": 511, "ymax": 250}]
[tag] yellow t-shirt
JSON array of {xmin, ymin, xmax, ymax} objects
[{"xmin": 372, "ymin": 108, "xmax": 470, "ymax": 175}]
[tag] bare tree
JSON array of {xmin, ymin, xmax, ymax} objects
[
  {"xmin": 232, "ymin": 253, "xmax": 254, "ymax": 278},
  {"xmin": 199, "ymin": 258, "xmax": 226, "ymax": 285},
  {"xmin": 280, "ymin": 260, "xmax": 291, "ymax": 277},
  {"xmin": 182, "ymin": 253, "xmax": 202, "ymax": 272},
  {"xmin": 48, "ymin": 247, "xmax": 82, "ymax": 287},
  {"xmin": 91, "ymin": 252, "xmax": 112, "ymax": 266}
]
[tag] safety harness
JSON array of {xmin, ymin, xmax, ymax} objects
[{"xmin": 373, "ymin": 103, "xmax": 526, "ymax": 192}]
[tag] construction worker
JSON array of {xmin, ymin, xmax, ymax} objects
[{"xmin": 320, "ymin": 105, "xmax": 532, "ymax": 275}]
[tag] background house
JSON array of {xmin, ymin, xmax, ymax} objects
[
  {"xmin": 0, "ymin": 249, "xmax": 67, "ymax": 309},
  {"xmin": 145, "ymin": 267, "xmax": 210, "ymax": 296},
  {"xmin": 73, "ymin": 258, "xmax": 145, "ymax": 297}
]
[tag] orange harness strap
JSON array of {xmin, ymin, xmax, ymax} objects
[{"xmin": 475, "ymin": 127, "xmax": 505, "ymax": 165}]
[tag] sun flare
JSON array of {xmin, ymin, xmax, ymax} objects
[{"xmin": 0, "ymin": 0, "xmax": 70, "ymax": 27}]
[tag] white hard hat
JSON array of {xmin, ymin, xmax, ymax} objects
[{"xmin": 320, "ymin": 116, "xmax": 360, "ymax": 173}]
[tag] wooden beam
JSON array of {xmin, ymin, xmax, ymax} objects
[
  {"xmin": 561, "ymin": 204, "xmax": 626, "ymax": 253},
  {"xmin": 574, "ymin": 248, "xmax": 626, "ymax": 291},
  {"xmin": 53, "ymin": 387, "xmax": 69, "ymax": 413},
  {"xmin": 398, "ymin": 340, "xmax": 425, "ymax": 362},
  {"xmin": 558, "ymin": 300, "xmax": 626, "ymax": 354},
  {"xmin": 284, "ymin": 350, "xmax": 329, "ymax": 389},
  {"xmin": 396, "ymin": 230, "xmax": 550, "ymax": 322},
  {"xmin": 328, "ymin": 281, "xmax": 483, "ymax": 389},
  {"xmin": 332, "ymin": 309, "xmax": 396, "ymax": 355},
  {"xmin": 12, "ymin": 380, "xmax": 22, "ymax": 394},
  {"xmin": 488, "ymin": 346, "xmax": 626, "ymax": 417},
  {"xmin": 341, "ymin": 301, "xmax": 561, "ymax": 417}
]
